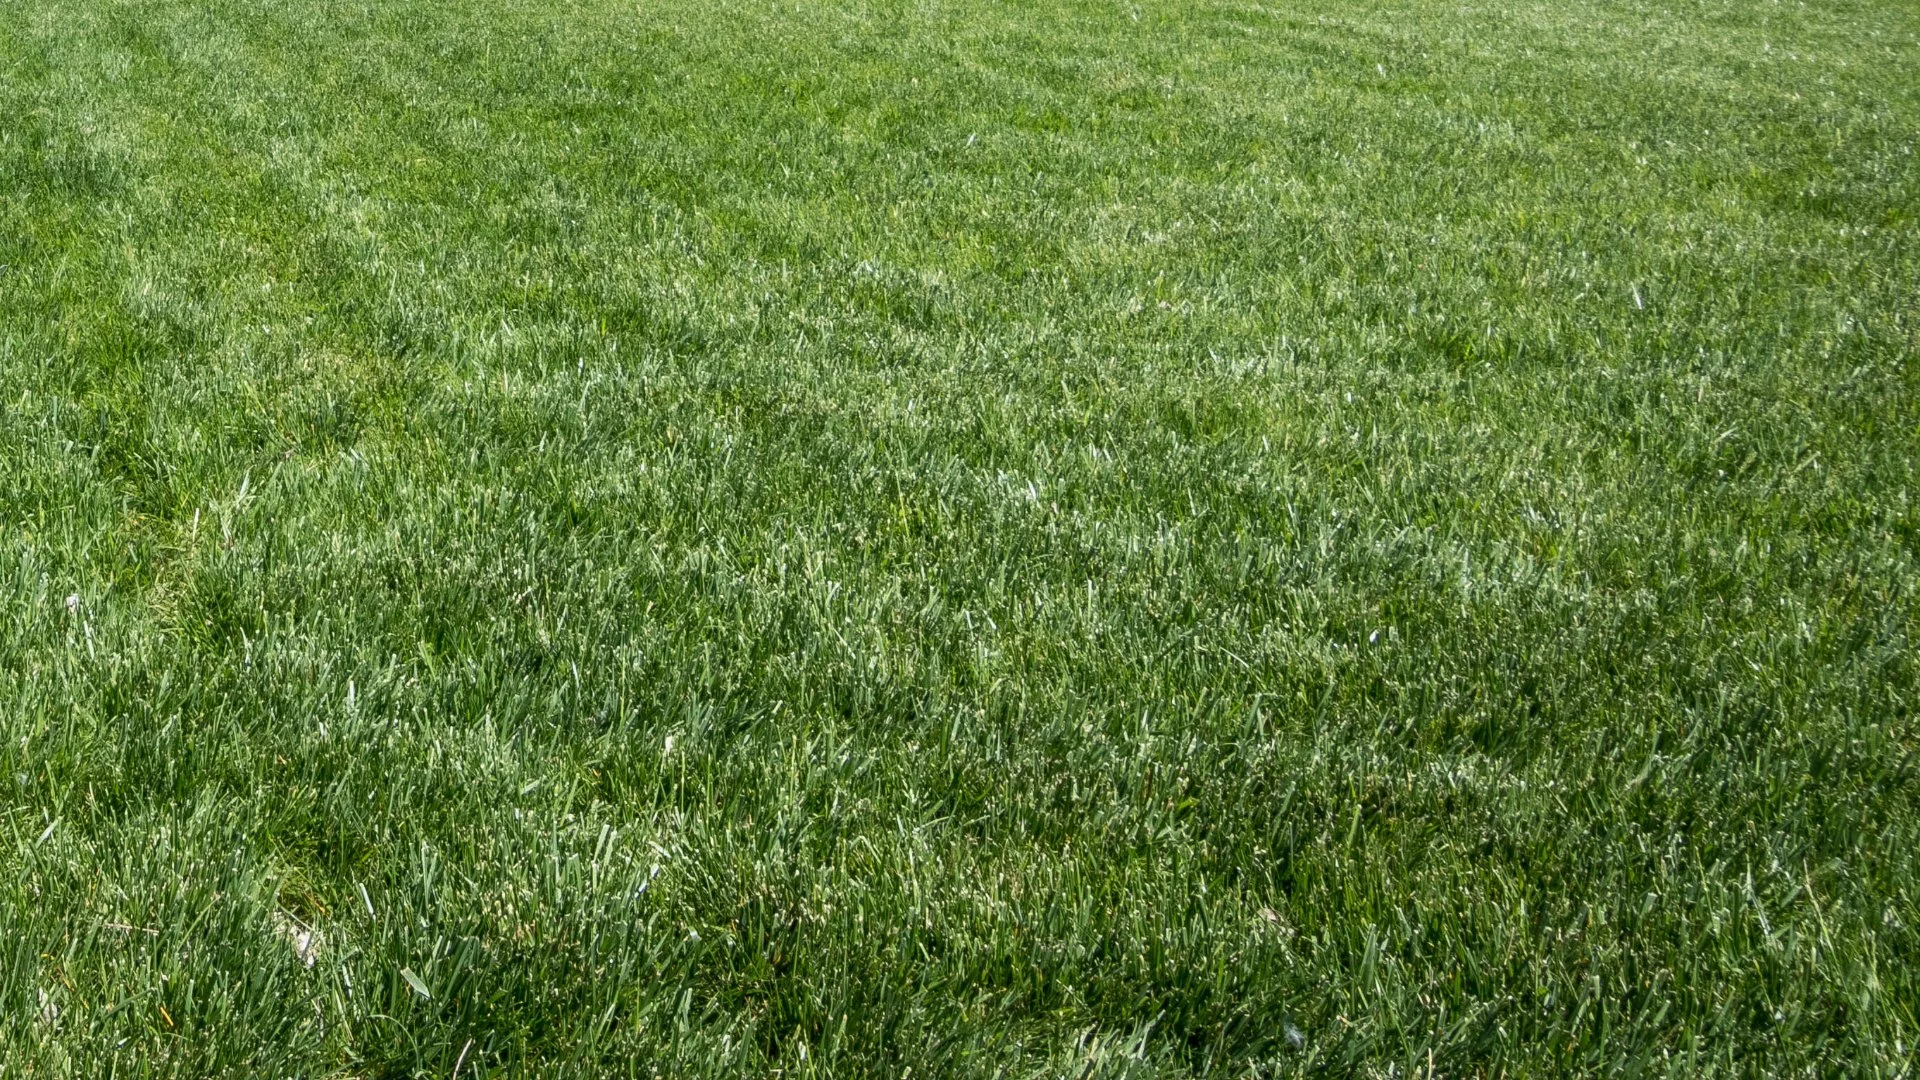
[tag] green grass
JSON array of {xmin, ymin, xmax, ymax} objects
[{"xmin": 1, "ymin": 0, "xmax": 1916, "ymax": 1073}]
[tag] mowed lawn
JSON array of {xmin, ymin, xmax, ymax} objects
[{"xmin": 2, "ymin": 0, "xmax": 1916, "ymax": 1073}]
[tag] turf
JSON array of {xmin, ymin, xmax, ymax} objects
[{"xmin": 1, "ymin": 0, "xmax": 1916, "ymax": 1074}]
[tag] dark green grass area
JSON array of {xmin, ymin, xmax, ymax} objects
[{"xmin": 2, "ymin": 0, "xmax": 1917, "ymax": 1073}]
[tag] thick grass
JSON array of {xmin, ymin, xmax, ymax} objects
[{"xmin": 1, "ymin": 0, "xmax": 1916, "ymax": 1074}]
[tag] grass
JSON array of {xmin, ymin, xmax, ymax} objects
[{"xmin": 1, "ymin": 0, "xmax": 1917, "ymax": 1073}]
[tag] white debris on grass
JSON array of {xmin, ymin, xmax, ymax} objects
[{"xmin": 271, "ymin": 911, "xmax": 324, "ymax": 968}]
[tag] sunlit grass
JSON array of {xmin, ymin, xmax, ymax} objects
[{"xmin": 1, "ymin": 0, "xmax": 1916, "ymax": 1074}]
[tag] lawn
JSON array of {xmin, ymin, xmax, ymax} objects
[{"xmin": 1, "ymin": 0, "xmax": 1916, "ymax": 1074}]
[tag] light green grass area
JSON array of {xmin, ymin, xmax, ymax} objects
[{"xmin": 1, "ymin": 0, "xmax": 1916, "ymax": 1073}]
